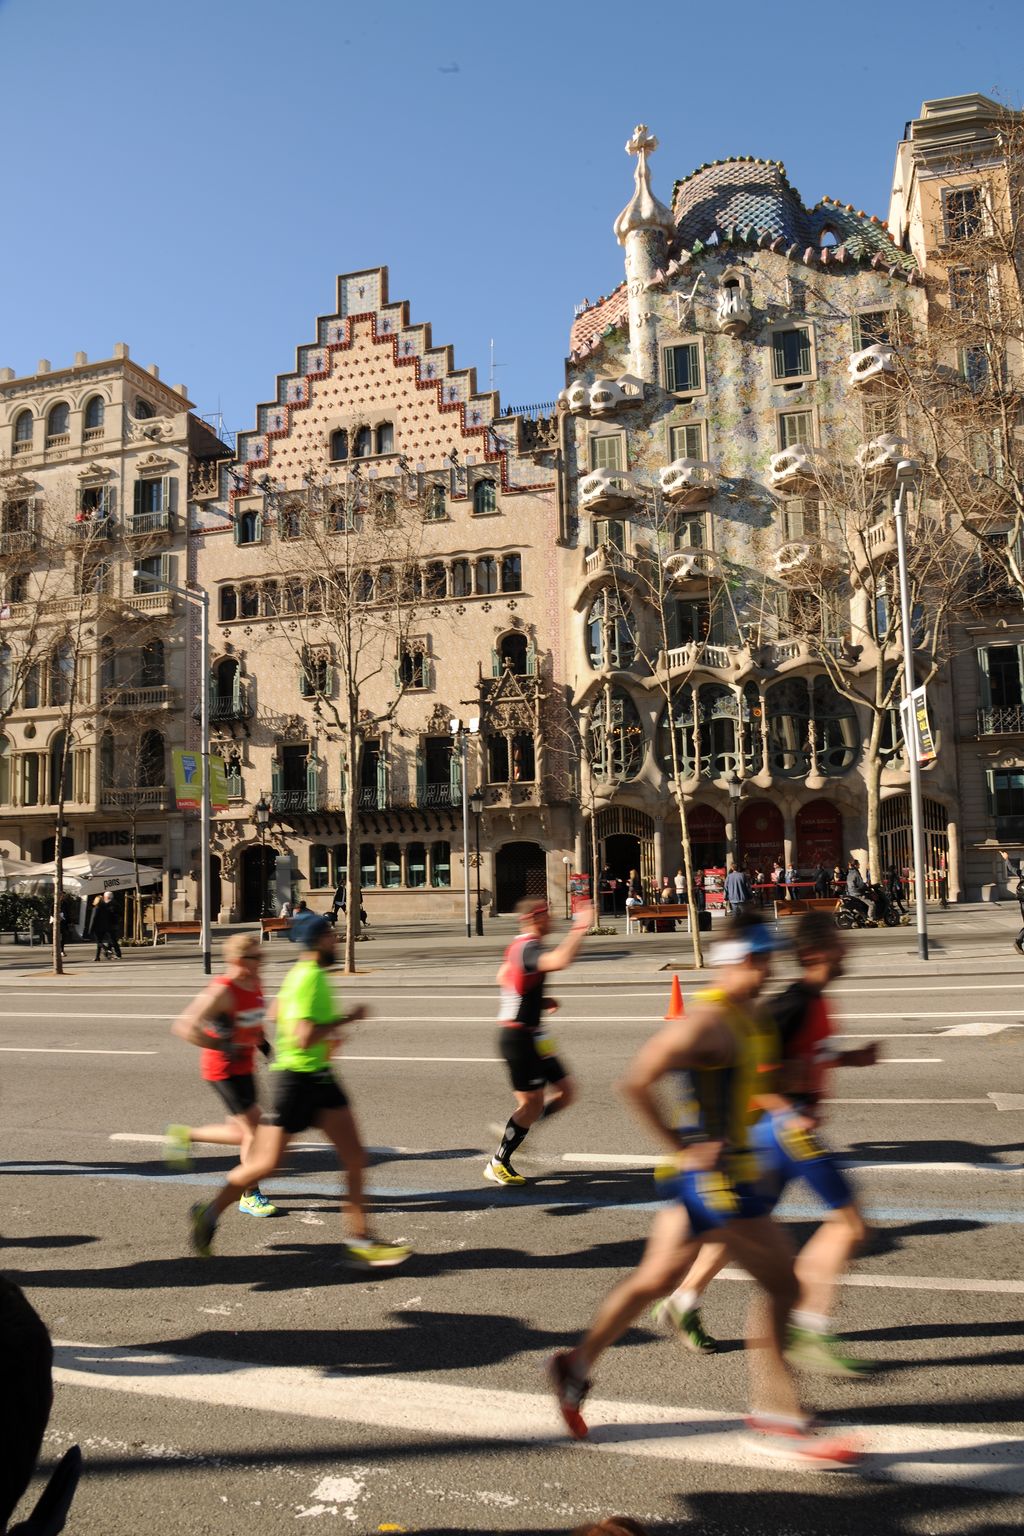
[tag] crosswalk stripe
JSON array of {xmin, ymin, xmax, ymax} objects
[{"xmin": 51, "ymin": 1341, "xmax": 1024, "ymax": 1493}]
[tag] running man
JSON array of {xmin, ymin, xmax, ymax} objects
[
  {"xmin": 549, "ymin": 912, "xmax": 859, "ymax": 1466},
  {"xmin": 483, "ymin": 897, "xmax": 593, "ymax": 1188},
  {"xmin": 657, "ymin": 912, "xmax": 879, "ymax": 1375},
  {"xmin": 188, "ymin": 912, "xmax": 409, "ymax": 1269},
  {"xmin": 165, "ymin": 932, "xmax": 277, "ymax": 1218}
]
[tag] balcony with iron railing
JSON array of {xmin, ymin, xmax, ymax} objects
[
  {"xmin": 102, "ymin": 685, "xmax": 176, "ymax": 710},
  {"xmin": 417, "ymin": 782, "xmax": 461, "ymax": 809},
  {"xmin": 978, "ymin": 705, "xmax": 1024, "ymax": 735},
  {"xmin": 209, "ymin": 692, "xmax": 253, "ymax": 723},
  {"xmin": 0, "ymin": 529, "xmax": 37, "ymax": 556},
  {"xmin": 126, "ymin": 511, "xmax": 171, "ymax": 538},
  {"xmin": 67, "ymin": 516, "xmax": 114, "ymax": 543}
]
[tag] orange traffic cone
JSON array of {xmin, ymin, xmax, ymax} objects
[{"xmin": 664, "ymin": 974, "xmax": 685, "ymax": 1021}]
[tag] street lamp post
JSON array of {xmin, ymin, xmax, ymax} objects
[
  {"xmin": 562, "ymin": 854, "xmax": 571, "ymax": 920},
  {"xmin": 469, "ymin": 787, "xmax": 485, "ymax": 936},
  {"xmin": 254, "ymin": 793, "xmax": 270, "ymax": 918},
  {"xmin": 894, "ymin": 460, "xmax": 929, "ymax": 962},
  {"xmin": 449, "ymin": 716, "xmax": 479, "ymax": 940}
]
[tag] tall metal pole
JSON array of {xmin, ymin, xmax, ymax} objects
[
  {"xmin": 474, "ymin": 806, "xmax": 484, "ymax": 936},
  {"xmin": 893, "ymin": 469, "xmax": 929, "ymax": 962},
  {"xmin": 198, "ymin": 588, "xmax": 212, "ymax": 975},
  {"xmin": 460, "ymin": 732, "xmax": 471, "ymax": 939}
]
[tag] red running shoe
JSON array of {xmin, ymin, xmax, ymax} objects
[
  {"xmin": 548, "ymin": 1351, "xmax": 591, "ymax": 1439},
  {"xmin": 745, "ymin": 1416, "xmax": 863, "ymax": 1468}
]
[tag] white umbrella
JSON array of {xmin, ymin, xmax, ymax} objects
[
  {"xmin": 13, "ymin": 852, "xmax": 162, "ymax": 896},
  {"xmin": 0, "ymin": 853, "xmax": 48, "ymax": 892}
]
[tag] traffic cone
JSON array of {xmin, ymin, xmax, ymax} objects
[{"xmin": 664, "ymin": 974, "xmax": 685, "ymax": 1021}]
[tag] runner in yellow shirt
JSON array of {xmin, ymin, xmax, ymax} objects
[{"xmin": 188, "ymin": 913, "xmax": 409, "ymax": 1269}]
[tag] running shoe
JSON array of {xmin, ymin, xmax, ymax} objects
[
  {"xmin": 343, "ymin": 1238, "xmax": 411, "ymax": 1269},
  {"xmin": 189, "ymin": 1201, "xmax": 217, "ymax": 1258},
  {"xmin": 548, "ymin": 1351, "xmax": 590, "ymax": 1439},
  {"xmin": 652, "ymin": 1298, "xmax": 719, "ymax": 1353},
  {"xmin": 238, "ymin": 1189, "xmax": 278, "ymax": 1218},
  {"xmin": 786, "ymin": 1325, "xmax": 876, "ymax": 1378},
  {"xmin": 483, "ymin": 1157, "xmax": 526, "ymax": 1187},
  {"xmin": 744, "ymin": 1416, "xmax": 863, "ymax": 1467},
  {"xmin": 164, "ymin": 1124, "xmax": 193, "ymax": 1172}
]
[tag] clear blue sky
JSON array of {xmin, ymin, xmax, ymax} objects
[{"xmin": 1, "ymin": 0, "xmax": 1020, "ymax": 441}]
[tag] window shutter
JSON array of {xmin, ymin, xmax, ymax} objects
[
  {"xmin": 102, "ymin": 485, "xmax": 115, "ymax": 518},
  {"xmin": 772, "ymin": 334, "xmax": 785, "ymax": 377},
  {"xmin": 161, "ymin": 476, "xmax": 172, "ymax": 515},
  {"xmin": 325, "ymin": 663, "xmax": 335, "ymax": 695},
  {"xmin": 299, "ymin": 659, "xmax": 310, "ymax": 698},
  {"xmin": 306, "ymin": 753, "xmax": 319, "ymax": 812},
  {"xmin": 270, "ymin": 759, "xmax": 282, "ymax": 803},
  {"xmin": 526, "ymin": 642, "xmax": 537, "ymax": 676},
  {"xmin": 158, "ymin": 553, "xmax": 170, "ymax": 588},
  {"xmin": 415, "ymin": 750, "xmax": 425, "ymax": 804},
  {"xmin": 231, "ymin": 669, "xmax": 241, "ymax": 711},
  {"xmin": 491, "ymin": 647, "xmax": 500, "ymax": 678},
  {"xmin": 376, "ymin": 746, "xmax": 388, "ymax": 807},
  {"xmin": 985, "ymin": 769, "xmax": 995, "ymax": 816},
  {"xmin": 254, "ymin": 513, "xmax": 263, "ymax": 542},
  {"xmin": 798, "ymin": 332, "xmax": 811, "ymax": 374},
  {"xmin": 233, "ymin": 517, "xmax": 242, "ymax": 546},
  {"xmin": 977, "ymin": 647, "xmax": 992, "ymax": 707},
  {"xmin": 133, "ymin": 480, "xmax": 144, "ymax": 516}
]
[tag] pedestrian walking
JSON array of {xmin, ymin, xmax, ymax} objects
[
  {"xmin": 91, "ymin": 891, "xmax": 121, "ymax": 961},
  {"xmin": 724, "ymin": 864, "xmax": 749, "ymax": 913}
]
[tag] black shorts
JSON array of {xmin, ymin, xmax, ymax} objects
[
  {"xmin": 499, "ymin": 1029, "xmax": 568, "ymax": 1093},
  {"xmin": 269, "ymin": 1069, "xmax": 349, "ymax": 1135},
  {"xmin": 210, "ymin": 1074, "xmax": 257, "ymax": 1117}
]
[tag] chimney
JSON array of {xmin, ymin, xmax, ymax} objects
[
  {"xmin": 74, "ymin": 351, "xmax": 88, "ymax": 367},
  {"xmin": 113, "ymin": 342, "xmax": 129, "ymax": 359}
]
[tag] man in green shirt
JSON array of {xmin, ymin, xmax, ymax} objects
[{"xmin": 188, "ymin": 913, "xmax": 410, "ymax": 1269}]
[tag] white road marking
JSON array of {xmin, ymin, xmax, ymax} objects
[
  {"xmin": 990, "ymin": 1092, "xmax": 1024, "ymax": 1111},
  {"xmin": 561, "ymin": 1153, "xmax": 1022, "ymax": 1175},
  {"xmin": 941, "ymin": 1021, "xmax": 1019, "ymax": 1036},
  {"xmin": 109, "ymin": 1134, "xmax": 405, "ymax": 1155},
  {"xmin": 0, "ymin": 1047, "xmax": 157, "ymax": 1056},
  {"xmin": 826, "ymin": 1097, "xmax": 989, "ymax": 1105},
  {"xmin": 869, "ymin": 1057, "xmax": 943, "ymax": 1063},
  {"xmin": 50, "ymin": 1340, "xmax": 1024, "ymax": 1493},
  {"xmin": 716, "ymin": 1268, "xmax": 1024, "ymax": 1296}
]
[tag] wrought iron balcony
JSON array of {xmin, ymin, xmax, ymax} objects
[
  {"xmin": 417, "ymin": 782, "xmax": 461, "ymax": 809},
  {"xmin": 0, "ymin": 529, "xmax": 37, "ymax": 556},
  {"xmin": 102, "ymin": 685, "xmax": 175, "ymax": 710},
  {"xmin": 978, "ymin": 705, "xmax": 1024, "ymax": 735},
  {"xmin": 126, "ymin": 511, "xmax": 171, "ymax": 538},
  {"xmin": 209, "ymin": 693, "xmax": 252, "ymax": 722},
  {"xmin": 99, "ymin": 785, "xmax": 170, "ymax": 810},
  {"xmin": 67, "ymin": 516, "xmax": 114, "ymax": 543}
]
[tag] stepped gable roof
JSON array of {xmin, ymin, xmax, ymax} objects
[
  {"xmin": 671, "ymin": 156, "xmax": 916, "ymax": 273},
  {"xmin": 568, "ymin": 282, "xmax": 628, "ymax": 361}
]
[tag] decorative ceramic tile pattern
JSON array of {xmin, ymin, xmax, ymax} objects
[{"xmin": 337, "ymin": 271, "xmax": 382, "ymax": 316}]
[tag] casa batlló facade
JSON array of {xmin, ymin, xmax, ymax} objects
[{"xmin": 1, "ymin": 93, "xmax": 1019, "ymax": 917}]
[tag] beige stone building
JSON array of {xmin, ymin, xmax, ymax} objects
[
  {"xmin": 193, "ymin": 268, "xmax": 575, "ymax": 920},
  {"xmin": 0, "ymin": 347, "xmax": 228, "ymax": 922}
]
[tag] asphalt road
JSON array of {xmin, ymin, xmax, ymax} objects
[{"xmin": 2, "ymin": 914, "xmax": 1023, "ymax": 1535}]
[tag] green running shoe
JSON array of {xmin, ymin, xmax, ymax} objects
[
  {"xmin": 189, "ymin": 1201, "xmax": 217, "ymax": 1258},
  {"xmin": 238, "ymin": 1189, "xmax": 278, "ymax": 1218},
  {"xmin": 343, "ymin": 1238, "xmax": 411, "ymax": 1269},
  {"xmin": 653, "ymin": 1298, "xmax": 719, "ymax": 1354},
  {"xmin": 786, "ymin": 1325, "xmax": 875, "ymax": 1378},
  {"xmin": 164, "ymin": 1124, "xmax": 193, "ymax": 1171}
]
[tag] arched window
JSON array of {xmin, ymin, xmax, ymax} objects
[
  {"xmin": 376, "ymin": 566, "xmax": 395, "ymax": 602},
  {"xmin": 407, "ymin": 841, "xmax": 426, "ymax": 887},
  {"xmin": 375, "ymin": 422, "xmax": 394, "ymax": 455},
  {"xmin": 424, "ymin": 561, "xmax": 447, "ymax": 599},
  {"xmin": 424, "ymin": 483, "xmax": 446, "ymax": 521},
  {"xmin": 48, "ymin": 731, "xmax": 71, "ymax": 804},
  {"xmin": 354, "ymin": 426, "xmax": 372, "ymax": 458},
  {"xmin": 354, "ymin": 570, "xmax": 374, "ymax": 604},
  {"xmin": 49, "ymin": 642, "xmax": 74, "ymax": 707},
  {"xmin": 46, "ymin": 402, "xmax": 70, "ymax": 441},
  {"xmin": 589, "ymin": 688, "xmax": 644, "ymax": 782},
  {"xmin": 699, "ymin": 683, "xmax": 739, "ymax": 778},
  {"xmin": 586, "ymin": 591, "xmax": 636, "ymax": 671},
  {"xmin": 141, "ymin": 638, "xmax": 164, "ymax": 688},
  {"xmin": 134, "ymin": 398, "xmax": 154, "ymax": 419},
  {"xmin": 451, "ymin": 559, "xmax": 472, "ymax": 598},
  {"xmin": 813, "ymin": 675, "xmax": 858, "ymax": 775},
  {"xmin": 13, "ymin": 409, "xmax": 33, "ymax": 445},
  {"xmin": 83, "ymin": 396, "xmax": 105, "ymax": 432},
  {"xmin": 501, "ymin": 554, "xmax": 522, "ymax": 593},
  {"xmin": 473, "ymin": 480, "xmax": 497, "ymax": 516},
  {"xmin": 0, "ymin": 737, "xmax": 9, "ymax": 805},
  {"xmin": 99, "ymin": 731, "xmax": 114, "ymax": 788},
  {"xmin": 376, "ymin": 489, "xmax": 396, "ymax": 526},
  {"xmin": 476, "ymin": 556, "xmax": 497, "ymax": 595},
  {"xmin": 329, "ymin": 429, "xmax": 348, "ymax": 462},
  {"xmin": 280, "ymin": 503, "xmax": 302, "ymax": 540},
  {"xmin": 499, "ymin": 633, "xmax": 528, "ymax": 675},
  {"xmin": 766, "ymin": 678, "xmax": 812, "ymax": 778},
  {"xmin": 236, "ymin": 509, "xmax": 260, "ymax": 545},
  {"xmin": 381, "ymin": 842, "xmax": 401, "ymax": 887},
  {"xmin": 215, "ymin": 657, "xmax": 239, "ymax": 703},
  {"xmin": 219, "ymin": 585, "xmax": 237, "ymax": 622},
  {"xmin": 328, "ymin": 497, "xmax": 354, "ymax": 533},
  {"xmin": 139, "ymin": 729, "xmax": 165, "ymax": 787},
  {"xmin": 430, "ymin": 840, "xmax": 451, "ymax": 887},
  {"xmin": 310, "ymin": 845, "xmax": 329, "ymax": 889},
  {"xmin": 742, "ymin": 680, "xmax": 764, "ymax": 775},
  {"xmin": 656, "ymin": 689, "xmax": 695, "ymax": 778},
  {"xmin": 360, "ymin": 842, "xmax": 377, "ymax": 887},
  {"xmin": 240, "ymin": 584, "xmax": 259, "ymax": 618},
  {"xmin": 284, "ymin": 578, "xmax": 305, "ymax": 613}
]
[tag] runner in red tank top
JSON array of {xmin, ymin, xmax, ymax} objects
[
  {"xmin": 164, "ymin": 932, "xmax": 278, "ymax": 1218},
  {"xmin": 483, "ymin": 897, "xmax": 592, "ymax": 1187}
]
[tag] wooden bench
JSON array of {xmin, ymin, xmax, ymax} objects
[
  {"xmin": 152, "ymin": 921, "xmax": 202, "ymax": 946},
  {"xmin": 626, "ymin": 903, "xmax": 690, "ymax": 934},
  {"xmin": 260, "ymin": 917, "xmax": 292, "ymax": 942},
  {"xmin": 773, "ymin": 897, "xmax": 839, "ymax": 918}
]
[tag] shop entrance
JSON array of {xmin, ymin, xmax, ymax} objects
[
  {"xmin": 687, "ymin": 804, "xmax": 727, "ymax": 869},
  {"xmin": 737, "ymin": 801, "xmax": 784, "ymax": 872},
  {"xmin": 594, "ymin": 808, "xmax": 655, "ymax": 893},
  {"xmin": 880, "ymin": 795, "xmax": 952, "ymax": 900},
  {"xmin": 241, "ymin": 844, "xmax": 277, "ymax": 920},
  {"xmin": 796, "ymin": 800, "xmax": 843, "ymax": 871},
  {"xmin": 494, "ymin": 842, "xmax": 547, "ymax": 912}
]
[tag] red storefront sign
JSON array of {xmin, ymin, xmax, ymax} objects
[
  {"xmin": 795, "ymin": 800, "xmax": 843, "ymax": 869},
  {"xmin": 738, "ymin": 801, "xmax": 784, "ymax": 870}
]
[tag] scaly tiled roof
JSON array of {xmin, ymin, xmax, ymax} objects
[{"xmin": 568, "ymin": 282, "xmax": 629, "ymax": 361}]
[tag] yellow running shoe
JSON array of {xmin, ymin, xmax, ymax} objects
[
  {"xmin": 344, "ymin": 1238, "xmax": 411, "ymax": 1269},
  {"xmin": 483, "ymin": 1157, "xmax": 526, "ymax": 1187}
]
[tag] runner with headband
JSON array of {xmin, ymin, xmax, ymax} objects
[
  {"xmin": 483, "ymin": 896, "xmax": 593, "ymax": 1187},
  {"xmin": 549, "ymin": 910, "xmax": 861, "ymax": 1467}
]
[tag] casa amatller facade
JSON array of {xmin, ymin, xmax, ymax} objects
[{"xmin": 0, "ymin": 93, "xmax": 1020, "ymax": 917}]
